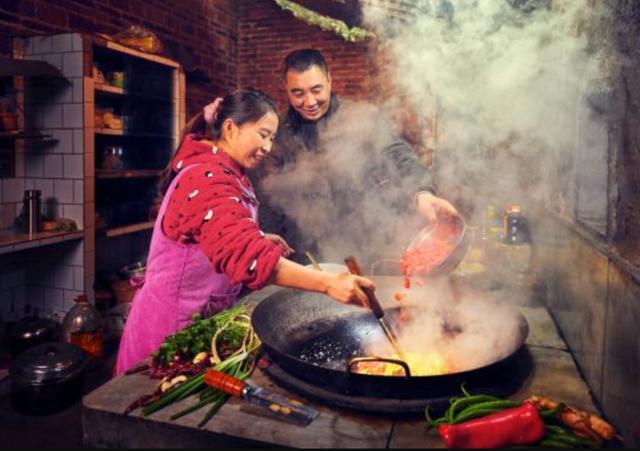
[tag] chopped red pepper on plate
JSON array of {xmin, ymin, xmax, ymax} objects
[{"xmin": 438, "ymin": 402, "xmax": 545, "ymax": 448}]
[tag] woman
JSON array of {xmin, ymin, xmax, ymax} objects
[{"xmin": 115, "ymin": 88, "xmax": 374, "ymax": 376}]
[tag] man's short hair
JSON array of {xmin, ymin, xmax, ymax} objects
[{"xmin": 281, "ymin": 48, "xmax": 329, "ymax": 80}]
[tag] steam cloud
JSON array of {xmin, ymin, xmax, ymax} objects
[{"xmin": 363, "ymin": 0, "xmax": 612, "ymax": 228}]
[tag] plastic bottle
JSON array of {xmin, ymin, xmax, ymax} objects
[{"xmin": 61, "ymin": 295, "xmax": 104, "ymax": 368}]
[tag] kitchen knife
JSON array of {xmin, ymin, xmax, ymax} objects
[
  {"xmin": 203, "ymin": 370, "xmax": 319, "ymax": 426},
  {"xmin": 344, "ymin": 256, "xmax": 406, "ymax": 361}
]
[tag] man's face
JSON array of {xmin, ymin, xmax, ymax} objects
[{"xmin": 284, "ymin": 65, "xmax": 332, "ymax": 122}]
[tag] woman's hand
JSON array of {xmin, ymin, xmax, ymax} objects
[
  {"xmin": 203, "ymin": 97, "xmax": 223, "ymax": 125},
  {"xmin": 415, "ymin": 191, "xmax": 459, "ymax": 224},
  {"xmin": 264, "ymin": 233, "xmax": 295, "ymax": 257},
  {"xmin": 324, "ymin": 273, "xmax": 375, "ymax": 307}
]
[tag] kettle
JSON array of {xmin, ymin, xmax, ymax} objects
[{"xmin": 61, "ymin": 295, "xmax": 104, "ymax": 369}]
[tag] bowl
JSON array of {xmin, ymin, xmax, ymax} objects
[{"xmin": 401, "ymin": 214, "xmax": 469, "ymax": 278}]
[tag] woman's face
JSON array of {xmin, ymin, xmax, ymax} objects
[{"xmin": 223, "ymin": 111, "xmax": 279, "ymax": 169}]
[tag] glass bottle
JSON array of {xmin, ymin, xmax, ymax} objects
[{"xmin": 61, "ymin": 295, "xmax": 104, "ymax": 368}]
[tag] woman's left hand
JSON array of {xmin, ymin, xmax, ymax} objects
[
  {"xmin": 264, "ymin": 233, "xmax": 295, "ymax": 257},
  {"xmin": 415, "ymin": 191, "xmax": 459, "ymax": 224}
]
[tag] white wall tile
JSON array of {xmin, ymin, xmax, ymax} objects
[
  {"xmin": 52, "ymin": 129, "xmax": 73, "ymax": 153},
  {"xmin": 62, "ymin": 103, "xmax": 83, "ymax": 128},
  {"xmin": 54, "ymin": 179, "xmax": 74, "ymax": 203},
  {"xmin": 73, "ymin": 129, "xmax": 84, "ymax": 154},
  {"xmin": 73, "ymin": 266, "xmax": 84, "ymax": 291},
  {"xmin": 42, "ymin": 103, "xmax": 63, "ymax": 128},
  {"xmin": 34, "ymin": 178, "xmax": 54, "ymax": 198},
  {"xmin": 54, "ymin": 264, "xmax": 75, "ymax": 290},
  {"xmin": 44, "ymin": 154, "xmax": 64, "ymax": 178},
  {"xmin": 62, "ymin": 52, "xmax": 83, "ymax": 78},
  {"xmin": 1, "ymin": 269, "xmax": 25, "ymax": 290},
  {"xmin": 24, "ymin": 178, "xmax": 36, "ymax": 190},
  {"xmin": 65, "ymin": 241, "xmax": 84, "ymax": 266},
  {"xmin": 26, "ymin": 153, "xmax": 44, "ymax": 177},
  {"xmin": 63, "ymin": 204, "xmax": 83, "ymax": 227},
  {"xmin": 2, "ymin": 178, "xmax": 25, "ymax": 203},
  {"xmin": 71, "ymin": 34, "xmax": 83, "ymax": 52},
  {"xmin": 25, "ymin": 285, "xmax": 44, "ymax": 310},
  {"xmin": 52, "ymin": 34, "xmax": 73, "ymax": 53},
  {"xmin": 41, "ymin": 52, "xmax": 63, "ymax": 72},
  {"xmin": 63, "ymin": 154, "xmax": 83, "ymax": 178},
  {"xmin": 43, "ymin": 287, "xmax": 65, "ymax": 312},
  {"xmin": 31, "ymin": 36, "xmax": 52, "ymax": 55},
  {"xmin": 12, "ymin": 286, "xmax": 27, "ymax": 315},
  {"xmin": 72, "ymin": 78, "xmax": 83, "ymax": 103},
  {"xmin": 73, "ymin": 180, "xmax": 84, "ymax": 203},
  {"xmin": 0, "ymin": 203, "xmax": 16, "ymax": 230}
]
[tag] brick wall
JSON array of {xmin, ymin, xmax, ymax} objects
[
  {"xmin": 237, "ymin": 0, "xmax": 374, "ymax": 112},
  {"xmin": 0, "ymin": 0, "xmax": 239, "ymax": 116}
]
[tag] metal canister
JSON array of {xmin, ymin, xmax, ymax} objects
[{"xmin": 23, "ymin": 189, "xmax": 41, "ymax": 235}]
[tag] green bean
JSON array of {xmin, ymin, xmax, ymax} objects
[
  {"xmin": 545, "ymin": 430, "xmax": 596, "ymax": 447},
  {"xmin": 451, "ymin": 407, "xmax": 503, "ymax": 424},
  {"xmin": 453, "ymin": 399, "xmax": 521, "ymax": 422},
  {"xmin": 536, "ymin": 437, "xmax": 573, "ymax": 448},
  {"xmin": 446, "ymin": 395, "xmax": 503, "ymax": 422}
]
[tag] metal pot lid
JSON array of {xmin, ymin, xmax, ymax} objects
[
  {"xmin": 11, "ymin": 342, "xmax": 88, "ymax": 384},
  {"xmin": 9, "ymin": 316, "xmax": 60, "ymax": 340}
]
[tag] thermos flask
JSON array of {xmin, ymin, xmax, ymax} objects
[{"xmin": 23, "ymin": 189, "xmax": 41, "ymax": 234}]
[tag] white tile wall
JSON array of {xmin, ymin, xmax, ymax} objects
[
  {"xmin": 63, "ymin": 204, "xmax": 83, "ymax": 227},
  {"xmin": 25, "ymin": 153, "xmax": 44, "ymax": 177},
  {"xmin": 52, "ymin": 129, "xmax": 73, "ymax": 153},
  {"xmin": 62, "ymin": 103, "xmax": 83, "ymax": 128},
  {"xmin": 73, "ymin": 266, "xmax": 84, "ymax": 291},
  {"xmin": 52, "ymin": 34, "xmax": 73, "ymax": 53},
  {"xmin": 54, "ymin": 179, "xmax": 74, "ymax": 203},
  {"xmin": 73, "ymin": 129, "xmax": 83, "ymax": 154},
  {"xmin": 44, "ymin": 154, "xmax": 64, "ymax": 178},
  {"xmin": 54, "ymin": 263, "xmax": 75, "ymax": 290},
  {"xmin": 73, "ymin": 180, "xmax": 83, "ymax": 203},
  {"xmin": 2, "ymin": 178, "xmax": 25, "ymax": 203},
  {"xmin": 44, "ymin": 287, "xmax": 64, "ymax": 312},
  {"xmin": 42, "ymin": 103, "xmax": 63, "ymax": 129},
  {"xmin": 63, "ymin": 154, "xmax": 83, "ymax": 178}
]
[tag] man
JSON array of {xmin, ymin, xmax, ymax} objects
[{"xmin": 257, "ymin": 48, "xmax": 459, "ymax": 269}]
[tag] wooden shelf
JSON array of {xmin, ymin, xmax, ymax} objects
[
  {"xmin": 94, "ymin": 128, "xmax": 172, "ymax": 139},
  {"xmin": 103, "ymin": 221, "xmax": 154, "ymax": 238},
  {"xmin": 95, "ymin": 83, "xmax": 125, "ymax": 95},
  {"xmin": 0, "ymin": 228, "xmax": 84, "ymax": 255},
  {"xmin": 96, "ymin": 169, "xmax": 162, "ymax": 179},
  {"xmin": 94, "ymin": 83, "xmax": 172, "ymax": 103},
  {"xmin": 0, "ymin": 131, "xmax": 54, "ymax": 140}
]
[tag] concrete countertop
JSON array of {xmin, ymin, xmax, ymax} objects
[{"xmin": 82, "ymin": 285, "xmax": 598, "ymax": 448}]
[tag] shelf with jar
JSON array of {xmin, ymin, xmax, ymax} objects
[{"xmin": 91, "ymin": 38, "xmax": 182, "ymax": 247}]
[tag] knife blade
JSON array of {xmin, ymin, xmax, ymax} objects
[{"xmin": 203, "ymin": 370, "xmax": 319, "ymax": 426}]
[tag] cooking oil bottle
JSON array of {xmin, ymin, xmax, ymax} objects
[{"xmin": 62, "ymin": 295, "xmax": 104, "ymax": 369}]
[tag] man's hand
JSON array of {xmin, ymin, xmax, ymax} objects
[
  {"xmin": 415, "ymin": 191, "xmax": 459, "ymax": 224},
  {"xmin": 264, "ymin": 233, "xmax": 295, "ymax": 257}
]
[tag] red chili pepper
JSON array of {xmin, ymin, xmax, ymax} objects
[
  {"xmin": 437, "ymin": 402, "xmax": 545, "ymax": 449},
  {"xmin": 403, "ymin": 277, "xmax": 411, "ymax": 289},
  {"xmin": 394, "ymin": 292, "xmax": 406, "ymax": 302}
]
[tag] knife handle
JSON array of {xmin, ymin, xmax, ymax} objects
[
  {"xmin": 344, "ymin": 256, "xmax": 384, "ymax": 319},
  {"xmin": 204, "ymin": 370, "xmax": 244, "ymax": 397}
]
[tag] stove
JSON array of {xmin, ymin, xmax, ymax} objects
[{"xmin": 258, "ymin": 347, "xmax": 534, "ymax": 416}]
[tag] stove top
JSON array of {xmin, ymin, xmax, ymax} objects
[{"xmin": 259, "ymin": 347, "xmax": 533, "ymax": 416}]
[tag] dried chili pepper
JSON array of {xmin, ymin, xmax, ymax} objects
[{"xmin": 437, "ymin": 402, "xmax": 545, "ymax": 448}]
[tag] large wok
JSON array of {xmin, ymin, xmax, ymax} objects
[{"xmin": 252, "ymin": 276, "xmax": 529, "ymax": 400}]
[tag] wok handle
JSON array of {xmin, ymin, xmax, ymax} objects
[
  {"xmin": 347, "ymin": 356, "xmax": 412, "ymax": 377},
  {"xmin": 344, "ymin": 256, "xmax": 385, "ymax": 319}
]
